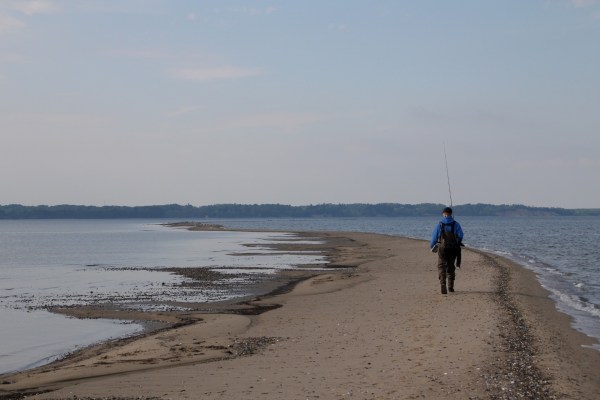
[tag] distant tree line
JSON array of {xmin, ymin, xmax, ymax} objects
[{"xmin": 0, "ymin": 203, "xmax": 598, "ymax": 219}]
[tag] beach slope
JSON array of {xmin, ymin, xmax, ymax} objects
[{"xmin": 2, "ymin": 232, "xmax": 599, "ymax": 399}]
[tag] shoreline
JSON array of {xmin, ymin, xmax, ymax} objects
[
  {"xmin": 1, "ymin": 231, "xmax": 599, "ymax": 399},
  {"xmin": 487, "ymin": 251, "xmax": 600, "ymax": 398},
  {"xmin": 0, "ymin": 231, "xmax": 366, "ymax": 383}
]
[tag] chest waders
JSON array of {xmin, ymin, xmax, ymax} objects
[{"xmin": 438, "ymin": 221, "xmax": 459, "ymax": 294}]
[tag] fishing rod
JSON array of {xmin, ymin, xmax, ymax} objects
[{"xmin": 443, "ymin": 142, "xmax": 453, "ymax": 207}]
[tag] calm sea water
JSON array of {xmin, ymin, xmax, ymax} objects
[{"xmin": 1, "ymin": 217, "xmax": 598, "ymax": 374}]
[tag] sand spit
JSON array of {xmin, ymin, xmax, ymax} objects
[{"xmin": 1, "ymin": 232, "xmax": 598, "ymax": 399}]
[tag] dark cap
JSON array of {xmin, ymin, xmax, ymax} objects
[{"xmin": 442, "ymin": 207, "xmax": 453, "ymax": 215}]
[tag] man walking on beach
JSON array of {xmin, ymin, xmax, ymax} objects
[{"xmin": 430, "ymin": 207, "xmax": 464, "ymax": 294}]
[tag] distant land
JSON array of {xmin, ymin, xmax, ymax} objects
[{"xmin": 0, "ymin": 203, "xmax": 599, "ymax": 219}]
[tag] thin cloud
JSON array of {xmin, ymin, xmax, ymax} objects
[
  {"xmin": 201, "ymin": 112, "xmax": 324, "ymax": 132},
  {"xmin": 515, "ymin": 156, "xmax": 600, "ymax": 169},
  {"xmin": 328, "ymin": 23, "xmax": 347, "ymax": 32},
  {"xmin": 106, "ymin": 48, "xmax": 166, "ymax": 59},
  {"xmin": 0, "ymin": 1, "xmax": 58, "ymax": 35},
  {"xmin": 578, "ymin": 157, "xmax": 600, "ymax": 167},
  {"xmin": 222, "ymin": 6, "xmax": 276, "ymax": 16},
  {"xmin": 64, "ymin": 1, "xmax": 165, "ymax": 15},
  {"xmin": 168, "ymin": 105, "xmax": 205, "ymax": 117},
  {"xmin": 7, "ymin": 0, "xmax": 59, "ymax": 15},
  {"xmin": 238, "ymin": 6, "xmax": 276, "ymax": 16},
  {"xmin": 173, "ymin": 66, "xmax": 264, "ymax": 82},
  {"xmin": 0, "ymin": 14, "xmax": 25, "ymax": 33},
  {"xmin": 106, "ymin": 48, "xmax": 222, "ymax": 64},
  {"xmin": 570, "ymin": 0, "xmax": 597, "ymax": 7},
  {"xmin": 187, "ymin": 6, "xmax": 275, "ymax": 24},
  {"xmin": 0, "ymin": 53, "xmax": 27, "ymax": 63},
  {"xmin": 1, "ymin": 112, "xmax": 109, "ymax": 131}
]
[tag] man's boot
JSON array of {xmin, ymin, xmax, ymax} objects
[
  {"xmin": 441, "ymin": 283, "xmax": 448, "ymax": 294},
  {"xmin": 448, "ymin": 278, "xmax": 454, "ymax": 293}
]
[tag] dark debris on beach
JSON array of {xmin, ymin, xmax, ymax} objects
[
  {"xmin": 105, "ymin": 265, "xmax": 259, "ymax": 294},
  {"xmin": 0, "ymin": 392, "xmax": 163, "ymax": 400},
  {"xmin": 230, "ymin": 336, "xmax": 280, "ymax": 357},
  {"xmin": 482, "ymin": 256, "xmax": 557, "ymax": 400},
  {"xmin": 158, "ymin": 267, "xmax": 233, "ymax": 286},
  {"xmin": 1, "ymin": 339, "xmax": 281, "ymax": 400},
  {"xmin": 45, "ymin": 397, "xmax": 162, "ymax": 400}
]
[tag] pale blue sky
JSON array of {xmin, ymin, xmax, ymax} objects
[{"xmin": 1, "ymin": 1, "xmax": 599, "ymax": 208}]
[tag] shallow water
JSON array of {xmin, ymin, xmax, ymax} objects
[
  {"xmin": 0, "ymin": 220, "xmax": 325, "ymax": 374},
  {"xmin": 0, "ymin": 309, "xmax": 142, "ymax": 374}
]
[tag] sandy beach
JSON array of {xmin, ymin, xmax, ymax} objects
[{"xmin": 1, "ymin": 231, "xmax": 599, "ymax": 400}]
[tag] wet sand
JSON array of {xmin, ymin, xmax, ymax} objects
[{"xmin": 1, "ymin": 231, "xmax": 599, "ymax": 399}]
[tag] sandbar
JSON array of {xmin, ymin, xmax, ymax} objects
[{"xmin": 1, "ymin": 231, "xmax": 598, "ymax": 399}]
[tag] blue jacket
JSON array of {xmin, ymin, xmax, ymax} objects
[{"xmin": 430, "ymin": 216, "xmax": 464, "ymax": 249}]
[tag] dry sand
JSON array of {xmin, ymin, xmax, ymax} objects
[{"xmin": 1, "ymin": 232, "xmax": 599, "ymax": 399}]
